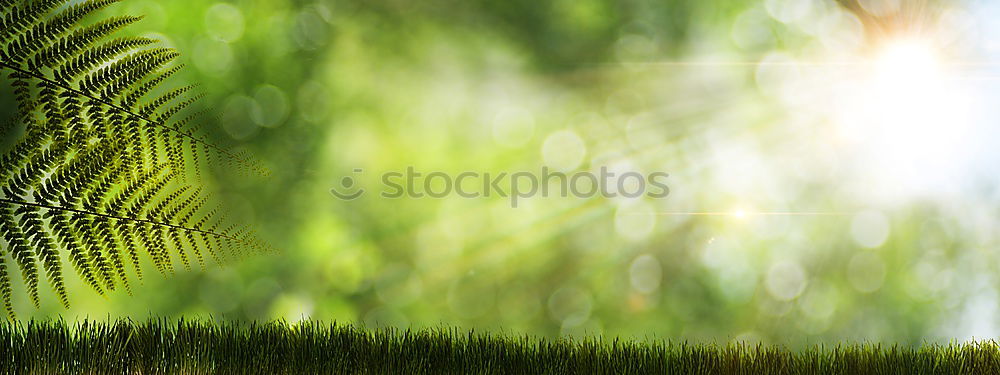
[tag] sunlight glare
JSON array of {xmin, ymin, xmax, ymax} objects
[{"xmin": 837, "ymin": 36, "xmax": 974, "ymax": 197}]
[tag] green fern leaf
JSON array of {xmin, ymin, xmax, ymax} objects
[{"xmin": 0, "ymin": 0, "xmax": 272, "ymax": 319}]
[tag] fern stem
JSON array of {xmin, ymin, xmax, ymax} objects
[{"xmin": 0, "ymin": 198, "xmax": 243, "ymax": 242}]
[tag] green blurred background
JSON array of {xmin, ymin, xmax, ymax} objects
[{"xmin": 13, "ymin": 0, "xmax": 1000, "ymax": 346}]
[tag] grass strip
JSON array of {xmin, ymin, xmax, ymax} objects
[{"xmin": 1, "ymin": 320, "xmax": 998, "ymax": 374}]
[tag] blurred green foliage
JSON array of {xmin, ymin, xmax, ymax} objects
[{"xmin": 5, "ymin": 0, "xmax": 996, "ymax": 347}]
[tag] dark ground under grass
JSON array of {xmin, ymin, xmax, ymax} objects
[{"xmin": 2, "ymin": 320, "xmax": 999, "ymax": 374}]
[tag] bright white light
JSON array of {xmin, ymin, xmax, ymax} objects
[
  {"xmin": 875, "ymin": 38, "xmax": 940, "ymax": 81},
  {"xmin": 836, "ymin": 37, "xmax": 974, "ymax": 197},
  {"xmin": 870, "ymin": 38, "xmax": 951, "ymax": 156},
  {"xmin": 732, "ymin": 209, "xmax": 748, "ymax": 219}
]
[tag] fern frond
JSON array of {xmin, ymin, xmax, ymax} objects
[
  {"xmin": 0, "ymin": 197, "xmax": 262, "ymax": 296},
  {"xmin": 0, "ymin": 0, "xmax": 272, "ymax": 318},
  {"xmin": 121, "ymin": 64, "xmax": 181, "ymax": 108},
  {"xmin": 0, "ymin": 204, "xmax": 40, "ymax": 308},
  {"xmin": 1, "ymin": 60, "xmax": 264, "ymax": 174},
  {"xmin": 4, "ymin": 0, "xmax": 122, "ymax": 65},
  {"xmin": 0, "ymin": 257, "xmax": 13, "ymax": 318},
  {"xmin": 0, "ymin": 1, "xmax": 63, "ymax": 52},
  {"xmin": 17, "ymin": 199, "xmax": 68, "ymax": 307}
]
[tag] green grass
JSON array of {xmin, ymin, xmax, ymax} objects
[{"xmin": 2, "ymin": 320, "xmax": 999, "ymax": 374}]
